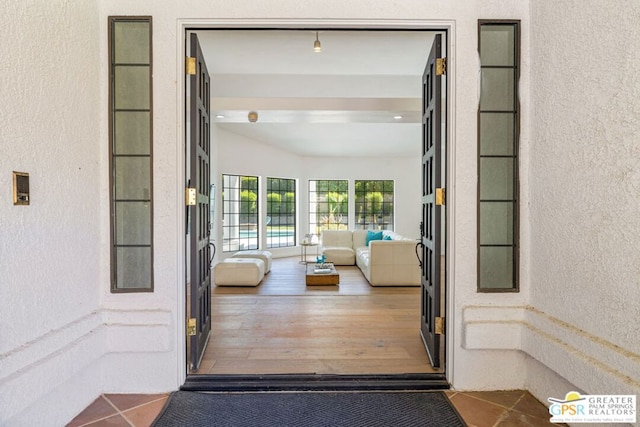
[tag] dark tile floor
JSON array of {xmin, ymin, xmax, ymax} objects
[{"xmin": 68, "ymin": 389, "xmax": 562, "ymax": 426}]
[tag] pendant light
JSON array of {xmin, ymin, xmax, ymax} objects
[{"xmin": 313, "ymin": 32, "xmax": 322, "ymax": 53}]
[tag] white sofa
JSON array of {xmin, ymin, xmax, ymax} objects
[{"xmin": 320, "ymin": 229, "xmax": 421, "ymax": 286}]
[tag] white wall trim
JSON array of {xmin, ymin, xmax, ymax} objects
[
  {"xmin": 0, "ymin": 311, "xmax": 102, "ymax": 384},
  {"xmin": 0, "ymin": 308, "xmax": 174, "ymax": 384},
  {"xmin": 463, "ymin": 305, "xmax": 640, "ymax": 396},
  {"xmin": 176, "ymin": 18, "xmax": 456, "ymax": 386}
]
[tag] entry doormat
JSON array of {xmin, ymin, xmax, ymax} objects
[{"xmin": 152, "ymin": 390, "xmax": 466, "ymax": 427}]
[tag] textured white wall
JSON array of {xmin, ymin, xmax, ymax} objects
[
  {"xmin": 0, "ymin": 1, "xmax": 104, "ymax": 425},
  {"xmin": 526, "ymin": 0, "xmax": 640, "ymax": 400},
  {"xmin": 19, "ymin": 0, "xmax": 639, "ymax": 423}
]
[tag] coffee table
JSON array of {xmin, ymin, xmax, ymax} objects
[{"xmin": 305, "ymin": 263, "xmax": 340, "ymax": 285}]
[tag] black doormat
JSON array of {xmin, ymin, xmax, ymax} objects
[{"xmin": 152, "ymin": 390, "xmax": 466, "ymax": 427}]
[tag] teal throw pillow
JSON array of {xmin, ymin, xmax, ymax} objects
[
  {"xmin": 366, "ymin": 230, "xmax": 384, "ymax": 246},
  {"xmin": 383, "ymin": 235, "xmax": 392, "ymax": 240}
]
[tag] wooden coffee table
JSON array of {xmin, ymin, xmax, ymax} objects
[{"xmin": 305, "ymin": 263, "xmax": 340, "ymax": 285}]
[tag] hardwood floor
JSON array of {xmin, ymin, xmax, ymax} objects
[{"xmin": 192, "ymin": 257, "xmax": 437, "ymax": 375}]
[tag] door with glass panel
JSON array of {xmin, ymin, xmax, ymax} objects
[
  {"xmin": 420, "ymin": 34, "xmax": 444, "ymax": 368},
  {"xmin": 187, "ymin": 33, "xmax": 212, "ymax": 371}
]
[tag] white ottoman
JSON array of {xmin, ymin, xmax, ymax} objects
[
  {"xmin": 214, "ymin": 258, "xmax": 265, "ymax": 286},
  {"xmin": 230, "ymin": 250, "xmax": 273, "ymax": 273}
]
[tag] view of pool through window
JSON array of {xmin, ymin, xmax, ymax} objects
[
  {"xmin": 267, "ymin": 177, "xmax": 296, "ymax": 248},
  {"xmin": 222, "ymin": 174, "xmax": 258, "ymax": 252},
  {"xmin": 222, "ymin": 175, "xmax": 297, "ymax": 251},
  {"xmin": 223, "ymin": 177, "xmax": 395, "ymax": 251}
]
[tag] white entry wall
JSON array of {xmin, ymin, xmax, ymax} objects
[
  {"xmin": 0, "ymin": 2, "xmax": 106, "ymax": 426},
  {"xmin": 4, "ymin": 0, "xmax": 639, "ymax": 425},
  {"xmin": 523, "ymin": 0, "xmax": 640, "ymax": 400}
]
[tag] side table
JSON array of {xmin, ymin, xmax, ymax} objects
[{"xmin": 299, "ymin": 242, "xmax": 318, "ymax": 264}]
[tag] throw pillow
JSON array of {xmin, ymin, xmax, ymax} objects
[
  {"xmin": 366, "ymin": 230, "xmax": 384, "ymax": 246},
  {"xmin": 383, "ymin": 235, "xmax": 392, "ymax": 240}
]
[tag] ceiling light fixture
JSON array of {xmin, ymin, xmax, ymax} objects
[
  {"xmin": 313, "ymin": 32, "xmax": 322, "ymax": 53},
  {"xmin": 394, "ymin": 115, "xmax": 403, "ymax": 120},
  {"xmin": 248, "ymin": 111, "xmax": 259, "ymax": 123}
]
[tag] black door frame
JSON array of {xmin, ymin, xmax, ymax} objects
[{"xmin": 178, "ymin": 20, "xmax": 452, "ymax": 389}]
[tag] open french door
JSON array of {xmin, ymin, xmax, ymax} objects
[
  {"xmin": 420, "ymin": 34, "xmax": 444, "ymax": 368},
  {"xmin": 187, "ymin": 33, "xmax": 212, "ymax": 371}
]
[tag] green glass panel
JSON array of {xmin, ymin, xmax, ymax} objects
[
  {"xmin": 480, "ymin": 69, "xmax": 514, "ymax": 111},
  {"xmin": 480, "ymin": 113, "xmax": 514, "ymax": 155},
  {"xmin": 114, "ymin": 157, "xmax": 150, "ymax": 200},
  {"xmin": 480, "ymin": 158, "xmax": 514, "ymax": 200},
  {"xmin": 115, "ymin": 201, "xmax": 151, "ymax": 245},
  {"xmin": 116, "ymin": 247, "xmax": 151, "ymax": 289},
  {"xmin": 479, "ymin": 246, "xmax": 514, "ymax": 289},
  {"xmin": 114, "ymin": 21, "xmax": 150, "ymax": 64},
  {"xmin": 480, "ymin": 25, "xmax": 515, "ymax": 66},
  {"xmin": 114, "ymin": 111, "xmax": 150, "ymax": 155},
  {"xmin": 114, "ymin": 66, "xmax": 150, "ymax": 110},
  {"xmin": 480, "ymin": 202, "xmax": 513, "ymax": 245}
]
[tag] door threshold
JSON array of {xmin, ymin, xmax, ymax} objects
[{"xmin": 182, "ymin": 373, "xmax": 449, "ymax": 392}]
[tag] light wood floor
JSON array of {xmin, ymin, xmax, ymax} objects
[{"xmin": 192, "ymin": 257, "xmax": 437, "ymax": 375}]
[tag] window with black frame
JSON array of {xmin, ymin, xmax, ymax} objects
[
  {"xmin": 478, "ymin": 21, "xmax": 520, "ymax": 291},
  {"xmin": 109, "ymin": 16, "xmax": 153, "ymax": 292},
  {"xmin": 308, "ymin": 180, "xmax": 348, "ymax": 235},
  {"xmin": 354, "ymin": 180, "xmax": 394, "ymax": 231},
  {"xmin": 266, "ymin": 177, "xmax": 296, "ymax": 248},
  {"xmin": 222, "ymin": 174, "xmax": 258, "ymax": 252}
]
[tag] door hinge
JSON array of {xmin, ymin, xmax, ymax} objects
[
  {"xmin": 186, "ymin": 188, "xmax": 197, "ymax": 206},
  {"xmin": 435, "ymin": 188, "xmax": 445, "ymax": 206},
  {"xmin": 435, "ymin": 316, "xmax": 445, "ymax": 335},
  {"xmin": 187, "ymin": 318, "xmax": 197, "ymax": 336},
  {"xmin": 436, "ymin": 57, "xmax": 447, "ymax": 76},
  {"xmin": 186, "ymin": 56, "xmax": 196, "ymax": 75}
]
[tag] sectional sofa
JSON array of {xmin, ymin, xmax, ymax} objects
[{"xmin": 320, "ymin": 229, "xmax": 421, "ymax": 286}]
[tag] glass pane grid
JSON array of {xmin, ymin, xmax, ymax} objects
[
  {"xmin": 478, "ymin": 21, "xmax": 519, "ymax": 292},
  {"xmin": 266, "ymin": 177, "xmax": 296, "ymax": 249},
  {"xmin": 354, "ymin": 180, "xmax": 394, "ymax": 231},
  {"xmin": 309, "ymin": 180, "xmax": 348, "ymax": 235},
  {"xmin": 110, "ymin": 17, "xmax": 152, "ymax": 292},
  {"xmin": 222, "ymin": 175, "xmax": 259, "ymax": 252}
]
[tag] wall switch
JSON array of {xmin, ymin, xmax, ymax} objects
[{"xmin": 13, "ymin": 171, "xmax": 29, "ymax": 205}]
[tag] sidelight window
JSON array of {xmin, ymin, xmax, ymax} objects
[
  {"xmin": 477, "ymin": 21, "xmax": 520, "ymax": 291},
  {"xmin": 109, "ymin": 16, "xmax": 153, "ymax": 292}
]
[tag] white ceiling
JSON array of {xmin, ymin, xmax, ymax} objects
[{"xmin": 195, "ymin": 30, "xmax": 435, "ymax": 157}]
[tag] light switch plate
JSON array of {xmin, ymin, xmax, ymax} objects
[{"xmin": 13, "ymin": 171, "xmax": 29, "ymax": 205}]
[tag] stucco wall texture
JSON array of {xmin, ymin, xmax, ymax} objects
[
  {"xmin": 2, "ymin": 0, "xmax": 639, "ymax": 424},
  {"xmin": 527, "ymin": 0, "xmax": 640, "ymax": 392},
  {"xmin": 0, "ymin": 1, "xmax": 104, "ymax": 425}
]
